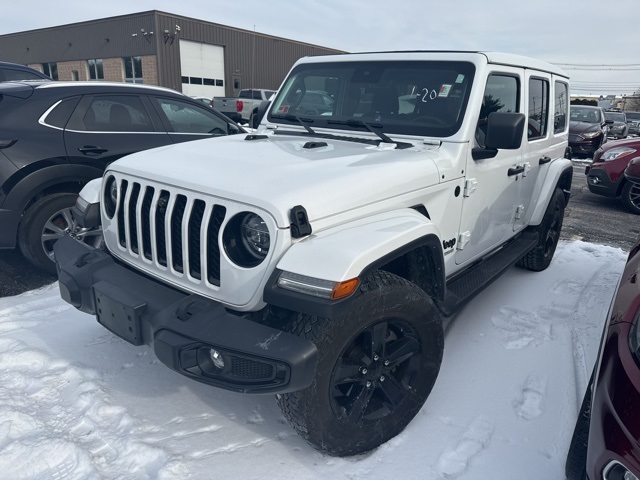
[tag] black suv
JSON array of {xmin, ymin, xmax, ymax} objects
[
  {"xmin": 0, "ymin": 61, "xmax": 51, "ymax": 81},
  {"xmin": 0, "ymin": 81, "xmax": 244, "ymax": 272}
]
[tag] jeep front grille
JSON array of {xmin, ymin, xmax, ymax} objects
[{"xmin": 115, "ymin": 179, "xmax": 227, "ymax": 286}]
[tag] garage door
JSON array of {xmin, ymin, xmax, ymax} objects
[{"xmin": 179, "ymin": 40, "xmax": 225, "ymax": 99}]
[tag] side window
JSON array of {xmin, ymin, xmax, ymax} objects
[
  {"xmin": 238, "ymin": 90, "xmax": 252, "ymax": 99},
  {"xmin": 554, "ymin": 81, "xmax": 568, "ymax": 134},
  {"xmin": 253, "ymin": 90, "xmax": 263, "ymax": 100},
  {"xmin": 528, "ymin": 77, "xmax": 549, "ymax": 140},
  {"xmin": 44, "ymin": 97, "xmax": 81, "ymax": 128},
  {"xmin": 83, "ymin": 95, "xmax": 154, "ymax": 132},
  {"xmin": 476, "ymin": 74, "xmax": 519, "ymax": 147},
  {"xmin": 154, "ymin": 97, "xmax": 230, "ymax": 135}
]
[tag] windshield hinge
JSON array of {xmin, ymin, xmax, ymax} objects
[
  {"xmin": 457, "ymin": 231, "xmax": 471, "ymax": 250},
  {"xmin": 464, "ymin": 179, "xmax": 478, "ymax": 197}
]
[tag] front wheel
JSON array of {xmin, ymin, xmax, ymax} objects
[
  {"xmin": 18, "ymin": 193, "xmax": 103, "ymax": 274},
  {"xmin": 277, "ymin": 270, "xmax": 444, "ymax": 456},
  {"xmin": 621, "ymin": 181, "xmax": 640, "ymax": 215},
  {"xmin": 517, "ymin": 188, "xmax": 565, "ymax": 271}
]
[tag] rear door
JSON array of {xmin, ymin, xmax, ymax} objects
[{"xmin": 64, "ymin": 94, "xmax": 170, "ymax": 169}]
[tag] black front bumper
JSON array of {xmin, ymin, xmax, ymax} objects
[
  {"xmin": 54, "ymin": 235, "xmax": 317, "ymax": 394},
  {"xmin": 586, "ymin": 166, "xmax": 620, "ymax": 197}
]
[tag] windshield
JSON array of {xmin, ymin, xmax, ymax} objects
[
  {"xmin": 570, "ymin": 106, "xmax": 601, "ymax": 124},
  {"xmin": 268, "ymin": 60, "xmax": 475, "ymax": 138},
  {"xmin": 604, "ymin": 111, "xmax": 626, "ymax": 122}
]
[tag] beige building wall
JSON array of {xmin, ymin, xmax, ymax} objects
[{"xmin": 28, "ymin": 56, "xmax": 159, "ymax": 84}]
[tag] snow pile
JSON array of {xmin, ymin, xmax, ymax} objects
[{"xmin": 0, "ymin": 241, "xmax": 628, "ymax": 479}]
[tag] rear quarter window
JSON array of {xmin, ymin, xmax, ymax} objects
[{"xmin": 44, "ymin": 97, "xmax": 81, "ymax": 128}]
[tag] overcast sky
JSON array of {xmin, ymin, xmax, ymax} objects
[{"xmin": 2, "ymin": 0, "xmax": 639, "ymax": 97}]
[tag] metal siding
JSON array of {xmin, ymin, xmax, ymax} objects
[{"xmin": 0, "ymin": 11, "xmax": 344, "ymax": 95}]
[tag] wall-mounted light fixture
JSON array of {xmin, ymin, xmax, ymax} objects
[
  {"xmin": 163, "ymin": 25, "xmax": 181, "ymax": 45},
  {"xmin": 132, "ymin": 28, "xmax": 154, "ymax": 43}
]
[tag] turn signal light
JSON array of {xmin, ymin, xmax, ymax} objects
[{"xmin": 331, "ymin": 278, "xmax": 360, "ymax": 300}]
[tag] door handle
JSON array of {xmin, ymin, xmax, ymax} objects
[
  {"xmin": 508, "ymin": 165, "xmax": 525, "ymax": 176},
  {"xmin": 539, "ymin": 156, "xmax": 552, "ymax": 165},
  {"xmin": 78, "ymin": 146, "xmax": 108, "ymax": 155}
]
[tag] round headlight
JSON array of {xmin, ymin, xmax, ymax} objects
[
  {"xmin": 241, "ymin": 213, "xmax": 270, "ymax": 256},
  {"xmin": 104, "ymin": 175, "xmax": 117, "ymax": 219},
  {"xmin": 223, "ymin": 212, "xmax": 270, "ymax": 267}
]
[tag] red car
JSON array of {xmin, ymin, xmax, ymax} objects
[
  {"xmin": 566, "ymin": 229, "xmax": 640, "ymax": 478},
  {"xmin": 585, "ymin": 137, "xmax": 640, "ymax": 214}
]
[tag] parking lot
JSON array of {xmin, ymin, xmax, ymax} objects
[{"xmin": 0, "ymin": 158, "xmax": 637, "ymax": 299}]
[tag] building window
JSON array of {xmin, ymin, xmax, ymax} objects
[
  {"xmin": 88, "ymin": 59, "xmax": 104, "ymax": 80},
  {"xmin": 124, "ymin": 56, "xmax": 143, "ymax": 84},
  {"xmin": 42, "ymin": 62, "xmax": 58, "ymax": 80},
  {"xmin": 72, "ymin": 70, "xmax": 79, "ymax": 81}
]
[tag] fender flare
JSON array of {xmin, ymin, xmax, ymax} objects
[
  {"xmin": 3, "ymin": 164, "xmax": 104, "ymax": 212},
  {"xmin": 264, "ymin": 209, "xmax": 445, "ymax": 318},
  {"xmin": 529, "ymin": 158, "xmax": 573, "ymax": 226}
]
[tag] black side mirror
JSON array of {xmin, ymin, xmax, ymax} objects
[
  {"xmin": 251, "ymin": 100, "xmax": 271, "ymax": 129},
  {"xmin": 485, "ymin": 112, "xmax": 526, "ymax": 150}
]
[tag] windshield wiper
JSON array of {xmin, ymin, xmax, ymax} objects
[
  {"xmin": 326, "ymin": 119, "xmax": 412, "ymax": 149},
  {"xmin": 270, "ymin": 114, "xmax": 316, "ymax": 134}
]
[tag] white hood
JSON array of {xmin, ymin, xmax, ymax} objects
[{"xmin": 107, "ymin": 132, "xmax": 446, "ymax": 227}]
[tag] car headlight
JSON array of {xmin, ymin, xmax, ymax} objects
[
  {"xmin": 103, "ymin": 175, "xmax": 118, "ymax": 219},
  {"xmin": 223, "ymin": 212, "xmax": 270, "ymax": 267},
  {"xmin": 582, "ymin": 131, "xmax": 602, "ymax": 139},
  {"xmin": 601, "ymin": 147, "xmax": 637, "ymax": 162}
]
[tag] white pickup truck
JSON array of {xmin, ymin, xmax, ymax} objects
[
  {"xmin": 237, "ymin": 88, "xmax": 276, "ymax": 121},
  {"xmin": 55, "ymin": 51, "xmax": 572, "ymax": 457}
]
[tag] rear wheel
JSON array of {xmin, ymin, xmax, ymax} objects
[
  {"xmin": 18, "ymin": 193, "xmax": 103, "ymax": 273},
  {"xmin": 518, "ymin": 188, "xmax": 565, "ymax": 271},
  {"xmin": 621, "ymin": 181, "xmax": 640, "ymax": 215},
  {"xmin": 277, "ymin": 270, "xmax": 444, "ymax": 456}
]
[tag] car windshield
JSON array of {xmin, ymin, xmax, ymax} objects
[
  {"xmin": 570, "ymin": 107, "xmax": 601, "ymax": 124},
  {"xmin": 604, "ymin": 111, "xmax": 626, "ymax": 122},
  {"xmin": 268, "ymin": 60, "xmax": 476, "ymax": 138}
]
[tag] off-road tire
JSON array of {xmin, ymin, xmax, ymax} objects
[
  {"xmin": 565, "ymin": 378, "xmax": 593, "ymax": 480},
  {"xmin": 276, "ymin": 270, "xmax": 444, "ymax": 456},
  {"xmin": 18, "ymin": 193, "xmax": 102, "ymax": 274},
  {"xmin": 621, "ymin": 181, "xmax": 640, "ymax": 215},
  {"xmin": 517, "ymin": 188, "xmax": 565, "ymax": 271}
]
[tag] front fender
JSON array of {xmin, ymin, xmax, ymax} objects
[
  {"xmin": 277, "ymin": 209, "xmax": 441, "ymax": 282},
  {"xmin": 529, "ymin": 158, "xmax": 573, "ymax": 226}
]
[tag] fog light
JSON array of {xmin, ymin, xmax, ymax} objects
[{"xmin": 210, "ymin": 349, "xmax": 225, "ymax": 369}]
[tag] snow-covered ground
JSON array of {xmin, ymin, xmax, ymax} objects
[{"xmin": 0, "ymin": 240, "xmax": 629, "ymax": 479}]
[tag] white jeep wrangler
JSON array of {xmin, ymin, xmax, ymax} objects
[{"xmin": 55, "ymin": 51, "xmax": 572, "ymax": 456}]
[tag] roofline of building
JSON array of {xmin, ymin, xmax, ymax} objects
[{"xmin": 0, "ymin": 10, "xmax": 346, "ymax": 54}]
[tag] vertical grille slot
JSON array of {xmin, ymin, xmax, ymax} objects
[
  {"xmin": 207, "ymin": 205, "xmax": 226, "ymax": 286},
  {"xmin": 188, "ymin": 200, "xmax": 206, "ymax": 279},
  {"xmin": 117, "ymin": 180, "xmax": 129, "ymax": 248},
  {"xmin": 171, "ymin": 195, "xmax": 187, "ymax": 273},
  {"xmin": 141, "ymin": 186, "xmax": 155, "ymax": 260},
  {"xmin": 128, "ymin": 183, "xmax": 141, "ymax": 254},
  {"xmin": 155, "ymin": 190, "xmax": 170, "ymax": 267}
]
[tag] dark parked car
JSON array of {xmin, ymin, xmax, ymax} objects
[
  {"xmin": 0, "ymin": 61, "xmax": 51, "ymax": 81},
  {"xmin": 626, "ymin": 156, "xmax": 640, "ymax": 184},
  {"xmin": 626, "ymin": 111, "xmax": 640, "ymax": 136},
  {"xmin": 585, "ymin": 137, "xmax": 640, "ymax": 214},
  {"xmin": 569, "ymin": 105, "xmax": 612, "ymax": 158},
  {"xmin": 566, "ymin": 227, "xmax": 640, "ymax": 480},
  {"xmin": 605, "ymin": 110, "xmax": 629, "ymax": 139},
  {"xmin": 0, "ymin": 80, "xmax": 244, "ymax": 272}
]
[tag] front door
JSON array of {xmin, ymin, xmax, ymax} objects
[{"xmin": 455, "ymin": 68, "xmax": 525, "ymax": 265}]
